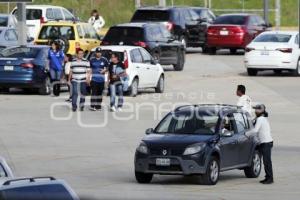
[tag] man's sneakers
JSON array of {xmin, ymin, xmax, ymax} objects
[
  {"xmin": 110, "ymin": 106, "xmax": 116, "ymax": 112},
  {"xmin": 117, "ymin": 107, "xmax": 122, "ymax": 112},
  {"xmin": 72, "ymin": 107, "xmax": 77, "ymax": 112},
  {"xmin": 89, "ymin": 107, "xmax": 97, "ymax": 111},
  {"xmin": 260, "ymin": 179, "xmax": 274, "ymax": 184}
]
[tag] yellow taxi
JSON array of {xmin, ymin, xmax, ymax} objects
[{"xmin": 34, "ymin": 21, "xmax": 101, "ymax": 55}]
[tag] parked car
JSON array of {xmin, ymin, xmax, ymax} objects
[
  {"xmin": 12, "ymin": 5, "xmax": 76, "ymax": 39},
  {"xmin": 89, "ymin": 45, "xmax": 165, "ymax": 97},
  {"xmin": 245, "ymin": 31, "xmax": 300, "ymax": 76},
  {"xmin": 0, "ymin": 177, "xmax": 79, "ymax": 200},
  {"xmin": 0, "ymin": 157, "xmax": 14, "ymax": 179},
  {"xmin": 35, "ymin": 21, "xmax": 101, "ymax": 55},
  {"xmin": 0, "ymin": 14, "xmax": 17, "ymax": 29},
  {"xmin": 135, "ymin": 104, "xmax": 261, "ymax": 185},
  {"xmin": 102, "ymin": 23, "xmax": 185, "ymax": 71},
  {"xmin": 131, "ymin": 6, "xmax": 204, "ymax": 49},
  {"xmin": 207, "ymin": 13, "xmax": 270, "ymax": 54},
  {"xmin": 0, "ymin": 45, "xmax": 51, "ymax": 95},
  {"xmin": 191, "ymin": 7, "xmax": 216, "ymax": 52}
]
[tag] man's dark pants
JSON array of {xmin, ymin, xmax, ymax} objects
[
  {"xmin": 71, "ymin": 81, "xmax": 87, "ymax": 110},
  {"xmin": 260, "ymin": 142, "xmax": 274, "ymax": 180},
  {"xmin": 90, "ymin": 81, "xmax": 105, "ymax": 109}
]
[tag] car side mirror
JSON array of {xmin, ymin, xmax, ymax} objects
[
  {"xmin": 145, "ymin": 128, "xmax": 154, "ymax": 135},
  {"xmin": 221, "ymin": 129, "xmax": 234, "ymax": 137}
]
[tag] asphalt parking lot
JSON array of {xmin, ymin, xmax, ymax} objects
[{"xmin": 1, "ymin": 49, "xmax": 300, "ymax": 200}]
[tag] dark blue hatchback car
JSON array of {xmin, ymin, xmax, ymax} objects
[
  {"xmin": 135, "ymin": 104, "xmax": 261, "ymax": 185},
  {"xmin": 0, "ymin": 45, "xmax": 50, "ymax": 95}
]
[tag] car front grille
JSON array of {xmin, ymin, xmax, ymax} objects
[
  {"xmin": 148, "ymin": 164, "xmax": 182, "ymax": 172},
  {"xmin": 150, "ymin": 148, "xmax": 184, "ymax": 156}
]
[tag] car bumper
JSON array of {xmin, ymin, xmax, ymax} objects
[
  {"xmin": 135, "ymin": 153, "xmax": 207, "ymax": 175},
  {"xmin": 207, "ymin": 35, "xmax": 246, "ymax": 48},
  {"xmin": 244, "ymin": 56, "xmax": 296, "ymax": 70},
  {"xmin": 0, "ymin": 76, "xmax": 44, "ymax": 88}
]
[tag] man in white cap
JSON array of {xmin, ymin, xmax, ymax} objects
[{"xmin": 252, "ymin": 104, "xmax": 274, "ymax": 184}]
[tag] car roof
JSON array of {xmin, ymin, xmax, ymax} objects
[
  {"xmin": 2, "ymin": 45, "xmax": 49, "ymax": 50},
  {"xmin": 0, "ymin": 14, "xmax": 14, "ymax": 17},
  {"xmin": 113, "ymin": 22, "xmax": 162, "ymax": 28},
  {"xmin": 219, "ymin": 13, "xmax": 253, "ymax": 17},
  {"xmin": 137, "ymin": 6, "xmax": 193, "ymax": 10},
  {"xmin": 174, "ymin": 104, "xmax": 242, "ymax": 116},
  {"xmin": 259, "ymin": 30, "xmax": 299, "ymax": 35},
  {"xmin": 92, "ymin": 45, "xmax": 140, "ymax": 52},
  {"xmin": 16, "ymin": 5, "xmax": 65, "ymax": 9},
  {"xmin": 41, "ymin": 21, "xmax": 82, "ymax": 26}
]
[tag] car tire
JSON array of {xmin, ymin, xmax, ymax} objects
[
  {"xmin": 128, "ymin": 78, "xmax": 138, "ymax": 97},
  {"xmin": 244, "ymin": 150, "xmax": 262, "ymax": 178},
  {"xmin": 200, "ymin": 156, "xmax": 220, "ymax": 185},
  {"xmin": 230, "ymin": 48, "xmax": 237, "ymax": 55},
  {"xmin": 208, "ymin": 47, "xmax": 217, "ymax": 55},
  {"xmin": 155, "ymin": 75, "xmax": 164, "ymax": 93},
  {"xmin": 247, "ymin": 68, "xmax": 258, "ymax": 76},
  {"xmin": 173, "ymin": 50, "xmax": 185, "ymax": 71},
  {"xmin": 292, "ymin": 59, "xmax": 300, "ymax": 76},
  {"xmin": 135, "ymin": 171, "xmax": 153, "ymax": 184},
  {"xmin": 180, "ymin": 36, "xmax": 187, "ymax": 49},
  {"xmin": 39, "ymin": 76, "xmax": 51, "ymax": 95},
  {"xmin": 0, "ymin": 87, "xmax": 9, "ymax": 93}
]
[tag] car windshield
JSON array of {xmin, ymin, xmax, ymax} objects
[
  {"xmin": 103, "ymin": 27, "xmax": 144, "ymax": 43},
  {"xmin": 155, "ymin": 112, "xmax": 219, "ymax": 135},
  {"xmin": 254, "ymin": 34, "xmax": 292, "ymax": 43},
  {"xmin": 38, "ymin": 26, "xmax": 75, "ymax": 40},
  {"xmin": 0, "ymin": 47, "xmax": 40, "ymax": 58},
  {"xmin": 89, "ymin": 50, "xmax": 124, "ymax": 61},
  {"xmin": 0, "ymin": 17, "xmax": 8, "ymax": 27},
  {"xmin": 14, "ymin": 9, "xmax": 42, "ymax": 20},
  {"xmin": 132, "ymin": 10, "xmax": 170, "ymax": 22},
  {"xmin": 214, "ymin": 15, "xmax": 247, "ymax": 25}
]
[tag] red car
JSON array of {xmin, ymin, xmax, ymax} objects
[{"xmin": 206, "ymin": 14, "xmax": 270, "ymax": 54}]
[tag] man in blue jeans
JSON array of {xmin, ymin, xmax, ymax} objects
[{"xmin": 68, "ymin": 49, "xmax": 91, "ymax": 112}]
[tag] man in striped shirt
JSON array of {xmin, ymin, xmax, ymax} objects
[{"xmin": 68, "ymin": 49, "xmax": 91, "ymax": 112}]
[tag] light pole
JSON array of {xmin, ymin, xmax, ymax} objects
[
  {"xmin": 263, "ymin": 0, "xmax": 269, "ymax": 25},
  {"xmin": 299, "ymin": 0, "xmax": 300, "ymax": 48}
]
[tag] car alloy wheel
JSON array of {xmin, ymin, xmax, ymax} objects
[
  {"xmin": 39, "ymin": 76, "xmax": 51, "ymax": 95},
  {"xmin": 210, "ymin": 160, "xmax": 219, "ymax": 183},
  {"xmin": 253, "ymin": 153, "xmax": 261, "ymax": 176},
  {"xmin": 181, "ymin": 37, "xmax": 187, "ymax": 49},
  {"xmin": 155, "ymin": 75, "xmax": 164, "ymax": 93},
  {"xmin": 130, "ymin": 78, "xmax": 138, "ymax": 97}
]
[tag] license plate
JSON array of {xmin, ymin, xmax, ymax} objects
[
  {"xmin": 220, "ymin": 30, "xmax": 229, "ymax": 35},
  {"xmin": 260, "ymin": 51, "xmax": 269, "ymax": 55},
  {"xmin": 156, "ymin": 158, "xmax": 171, "ymax": 166},
  {"xmin": 4, "ymin": 66, "xmax": 14, "ymax": 71}
]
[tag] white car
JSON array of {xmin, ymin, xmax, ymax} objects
[
  {"xmin": 11, "ymin": 5, "xmax": 76, "ymax": 39},
  {"xmin": 245, "ymin": 31, "xmax": 300, "ymax": 76},
  {"xmin": 89, "ymin": 46, "xmax": 165, "ymax": 97}
]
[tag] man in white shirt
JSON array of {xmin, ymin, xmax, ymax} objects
[
  {"xmin": 252, "ymin": 104, "xmax": 274, "ymax": 184},
  {"xmin": 88, "ymin": 9, "xmax": 105, "ymax": 34},
  {"xmin": 236, "ymin": 85, "xmax": 252, "ymax": 115}
]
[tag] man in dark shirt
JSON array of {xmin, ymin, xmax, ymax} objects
[{"xmin": 89, "ymin": 47, "xmax": 109, "ymax": 111}]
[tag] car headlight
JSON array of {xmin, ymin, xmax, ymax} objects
[
  {"xmin": 183, "ymin": 143, "xmax": 206, "ymax": 155},
  {"xmin": 136, "ymin": 142, "xmax": 148, "ymax": 154}
]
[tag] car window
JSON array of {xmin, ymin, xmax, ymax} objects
[
  {"xmin": 248, "ymin": 16, "xmax": 258, "ymax": 26},
  {"xmin": 62, "ymin": 9, "xmax": 74, "ymax": 20},
  {"xmin": 53, "ymin": 9, "xmax": 63, "ymax": 20},
  {"xmin": 233, "ymin": 113, "xmax": 247, "ymax": 133},
  {"xmin": 38, "ymin": 26, "xmax": 75, "ymax": 40},
  {"xmin": 26, "ymin": 9, "xmax": 42, "ymax": 20},
  {"xmin": 189, "ymin": 9, "xmax": 199, "ymax": 21},
  {"xmin": 103, "ymin": 27, "xmax": 144, "ymax": 43},
  {"xmin": 4, "ymin": 29, "xmax": 18, "ymax": 41},
  {"xmin": 255, "ymin": 15, "xmax": 266, "ymax": 26},
  {"xmin": 160, "ymin": 25, "xmax": 172, "ymax": 38},
  {"xmin": 295, "ymin": 34, "xmax": 299, "ymax": 45},
  {"xmin": 0, "ymin": 16, "xmax": 8, "ymax": 27},
  {"xmin": 242, "ymin": 113, "xmax": 250, "ymax": 129},
  {"xmin": 1, "ymin": 185, "xmax": 43, "ymax": 200},
  {"xmin": 39, "ymin": 184, "xmax": 73, "ymax": 200},
  {"xmin": 139, "ymin": 48, "xmax": 151, "ymax": 63},
  {"xmin": 76, "ymin": 25, "xmax": 84, "ymax": 39},
  {"xmin": 214, "ymin": 15, "xmax": 247, "ymax": 25},
  {"xmin": 171, "ymin": 10, "xmax": 180, "ymax": 22},
  {"xmin": 86, "ymin": 24, "xmax": 98, "ymax": 39},
  {"xmin": 254, "ymin": 34, "xmax": 292, "ymax": 43},
  {"xmin": 130, "ymin": 49, "xmax": 143, "ymax": 63},
  {"xmin": 146, "ymin": 26, "xmax": 164, "ymax": 41},
  {"xmin": 0, "ymin": 163, "xmax": 7, "ymax": 177},
  {"xmin": 183, "ymin": 10, "xmax": 192, "ymax": 21},
  {"xmin": 0, "ymin": 47, "xmax": 41, "ymax": 58},
  {"xmin": 132, "ymin": 10, "xmax": 170, "ymax": 22},
  {"xmin": 46, "ymin": 8, "xmax": 54, "ymax": 20},
  {"xmin": 221, "ymin": 115, "xmax": 235, "ymax": 133},
  {"xmin": 208, "ymin": 10, "xmax": 216, "ymax": 21}
]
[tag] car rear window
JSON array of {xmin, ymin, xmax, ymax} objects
[
  {"xmin": 13, "ymin": 9, "xmax": 42, "ymax": 20},
  {"xmin": 38, "ymin": 26, "xmax": 75, "ymax": 40},
  {"xmin": 132, "ymin": 10, "xmax": 170, "ymax": 22},
  {"xmin": 89, "ymin": 50, "xmax": 124, "ymax": 61},
  {"xmin": 0, "ymin": 17, "xmax": 8, "ymax": 27},
  {"xmin": 103, "ymin": 27, "xmax": 144, "ymax": 43},
  {"xmin": 0, "ymin": 47, "xmax": 41, "ymax": 58},
  {"xmin": 254, "ymin": 34, "xmax": 292, "ymax": 43},
  {"xmin": 0, "ymin": 184, "xmax": 73, "ymax": 200},
  {"xmin": 214, "ymin": 15, "xmax": 247, "ymax": 25}
]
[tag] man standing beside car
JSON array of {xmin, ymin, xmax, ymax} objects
[
  {"xmin": 89, "ymin": 47, "xmax": 108, "ymax": 111},
  {"xmin": 250, "ymin": 104, "xmax": 274, "ymax": 184},
  {"xmin": 236, "ymin": 85, "xmax": 253, "ymax": 116},
  {"xmin": 68, "ymin": 49, "xmax": 91, "ymax": 112}
]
